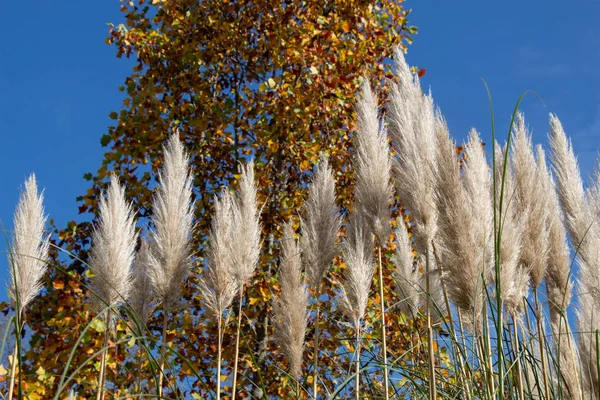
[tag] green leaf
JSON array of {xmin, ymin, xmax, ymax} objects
[
  {"xmin": 91, "ymin": 318, "xmax": 106, "ymax": 333},
  {"xmin": 100, "ymin": 134, "xmax": 111, "ymax": 147}
]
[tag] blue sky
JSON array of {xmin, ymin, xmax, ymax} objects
[{"xmin": 0, "ymin": 0, "xmax": 599, "ymax": 302}]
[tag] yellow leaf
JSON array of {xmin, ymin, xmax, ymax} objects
[{"xmin": 0, "ymin": 365, "xmax": 7, "ymax": 376}]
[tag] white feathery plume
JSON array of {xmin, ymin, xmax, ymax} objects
[
  {"xmin": 537, "ymin": 146, "xmax": 573, "ymax": 315},
  {"xmin": 549, "ymin": 113, "xmax": 600, "ymax": 392},
  {"xmin": 354, "ymin": 79, "xmax": 393, "ymax": 244},
  {"xmin": 129, "ymin": 239, "xmax": 157, "ymax": 328},
  {"xmin": 393, "ymin": 217, "xmax": 421, "ymax": 317},
  {"xmin": 339, "ymin": 210, "xmax": 375, "ymax": 330},
  {"xmin": 198, "ymin": 190, "xmax": 238, "ymax": 316},
  {"xmin": 510, "ymin": 113, "xmax": 549, "ymax": 288},
  {"xmin": 388, "ymin": 48, "xmax": 438, "ymax": 252},
  {"xmin": 272, "ymin": 220, "xmax": 308, "ymax": 381},
  {"xmin": 300, "ymin": 154, "xmax": 341, "ymax": 292},
  {"xmin": 230, "ymin": 160, "xmax": 261, "ymax": 287},
  {"xmin": 8, "ymin": 174, "xmax": 50, "ymax": 314},
  {"xmin": 435, "ymin": 125, "xmax": 493, "ymax": 326},
  {"xmin": 89, "ymin": 175, "xmax": 138, "ymax": 312},
  {"xmin": 493, "ymin": 142, "xmax": 528, "ymax": 319},
  {"xmin": 148, "ymin": 133, "xmax": 195, "ymax": 309}
]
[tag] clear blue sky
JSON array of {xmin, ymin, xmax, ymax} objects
[{"xmin": 0, "ymin": 0, "xmax": 598, "ymax": 301}]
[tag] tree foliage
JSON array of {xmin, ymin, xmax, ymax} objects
[{"xmin": 5, "ymin": 1, "xmax": 430, "ymax": 398}]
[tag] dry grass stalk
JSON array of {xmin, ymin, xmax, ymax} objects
[
  {"xmin": 273, "ymin": 220, "xmax": 308, "ymax": 383},
  {"xmin": 198, "ymin": 190, "xmax": 238, "ymax": 400},
  {"xmin": 230, "ymin": 160, "xmax": 261, "ymax": 400},
  {"xmin": 339, "ymin": 209, "xmax": 375, "ymax": 400},
  {"xmin": 299, "ymin": 154, "xmax": 340, "ymax": 399},
  {"xmin": 7, "ymin": 174, "xmax": 50, "ymax": 400},
  {"xmin": 146, "ymin": 133, "xmax": 194, "ymax": 396},
  {"xmin": 89, "ymin": 175, "xmax": 138, "ymax": 400},
  {"xmin": 388, "ymin": 48, "xmax": 439, "ymax": 399},
  {"xmin": 354, "ymin": 78, "xmax": 393, "ymax": 399},
  {"xmin": 549, "ymin": 113, "xmax": 600, "ymax": 394}
]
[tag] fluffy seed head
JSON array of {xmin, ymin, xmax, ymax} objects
[
  {"xmin": 230, "ymin": 160, "xmax": 261, "ymax": 287},
  {"xmin": 354, "ymin": 79, "xmax": 393, "ymax": 243},
  {"xmin": 510, "ymin": 113, "xmax": 549, "ymax": 288},
  {"xmin": 8, "ymin": 174, "xmax": 50, "ymax": 313},
  {"xmin": 393, "ymin": 217, "xmax": 420, "ymax": 317},
  {"xmin": 198, "ymin": 190, "xmax": 237, "ymax": 316},
  {"xmin": 537, "ymin": 146, "xmax": 572, "ymax": 313},
  {"xmin": 89, "ymin": 175, "xmax": 138, "ymax": 312},
  {"xmin": 435, "ymin": 126, "xmax": 492, "ymax": 326},
  {"xmin": 148, "ymin": 133, "xmax": 195, "ymax": 309},
  {"xmin": 388, "ymin": 48, "xmax": 438, "ymax": 251},
  {"xmin": 129, "ymin": 239, "xmax": 157, "ymax": 329},
  {"xmin": 272, "ymin": 220, "xmax": 308, "ymax": 380},
  {"xmin": 494, "ymin": 142, "xmax": 528, "ymax": 319},
  {"xmin": 339, "ymin": 210, "xmax": 375, "ymax": 329},
  {"xmin": 300, "ymin": 154, "xmax": 341, "ymax": 292}
]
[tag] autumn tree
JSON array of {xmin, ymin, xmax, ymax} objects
[{"xmin": 11, "ymin": 0, "xmax": 426, "ymax": 398}]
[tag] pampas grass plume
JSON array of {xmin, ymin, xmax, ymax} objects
[
  {"xmin": 273, "ymin": 220, "xmax": 308, "ymax": 380},
  {"xmin": 8, "ymin": 174, "xmax": 50, "ymax": 313},
  {"xmin": 89, "ymin": 175, "xmax": 138, "ymax": 311},
  {"xmin": 129, "ymin": 238, "xmax": 157, "ymax": 328},
  {"xmin": 148, "ymin": 133, "xmax": 195, "ymax": 308},
  {"xmin": 354, "ymin": 79, "xmax": 393, "ymax": 243},
  {"xmin": 301, "ymin": 154, "xmax": 341, "ymax": 292},
  {"xmin": 393, "ymin": 217, "xmax": 420, "ymax": 317}
]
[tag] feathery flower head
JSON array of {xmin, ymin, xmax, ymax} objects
[
  {"xmin": 354, "ymin": 79, "xmax": 393, "ymax": 244},
  {"xmin": 198, "ymin": 190, "xmax": 237, "ymax": 316},
  {"xmin": 129, "ymin": 238, "xmax": 157, "ymax": 328},
  {"xmin": 273, "ymin": 220, "xmax": 308, "ymax": 380},
  {"xmin": 8, "ymin": 174, "xmax": 49, "ymax": 313},
  {"xmin": 148, "ymin": 133, "xmax": 195, "ymax": 309},
  {"xmin": 510, "ymin": 113, "xmax": 549, "ymax": 288},
  {"xmin": 339, "ymin": 210, "xmax": 375, "ymax": 329},
  {"xmin": 393, "ymin": 217, "xmax": 421, "ymax": 317},
  {"xmin": 90, "ymin": 175, "xmax": 138, "ymax": 312},
  {"xmin": 389, "ymin": 48, "xmax": 438, "ymax": 251},
  {"xmin": 300, "ymin": 154, "xmax": 341, "ymax": 293},
  {"xmin": 230, "ymin": 160, "xmax": 261, "ymax": 287}
]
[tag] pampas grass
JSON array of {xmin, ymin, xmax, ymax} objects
[
  {"xmin": 230, "ymin": 160, "xmax": 261, "ymax": 400},
  {"xmin": 146, "ymin": 133, "xmax": 194, "ymax": 396},
  {"xmin": 339, "ymin": 210, "xmax": 375, "ymax": 400},
  {"xmin": 7, "ymin": 174, "xmax": 49, "ymax": 400},
  {"xmin": 273, "ymin": 220, "xmax": 308, "ymax": 394},
  {"xmin": 354, "ymin": 79, "xmax": 393, "ymax": 399},
  {"xmin": 198, "ymin": 189, "xmax": 238, "ymax": 400},
  {"xmin": 89, "ymin": 174, "xmax": 138, "ymax": 400},
  {"xmin": 393, "ymin": 217, "xmax": 420, "ymax": 318},
  {"xmin": 549, "ymin": 113, "xmax": 600, "ymax": 396},
  {"xmin": 300, "ymin": 154, "xmax": 340, "ymax": 399}
]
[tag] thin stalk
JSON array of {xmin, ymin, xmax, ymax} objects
[
  {"xmin": 425, "ymin": 244, "xmax": 436, "ymax": 400},
  {"xmin": 158, "ymin": 309, "xmax": 168, "ymax": 397},
  {"xmin": 377, "ymin": 245, "xmax": 389, "ymax": 400},
  {"xmin": 476, "ymin": 335, "xmax": 491, "ymax": 398},
  {"xmin": 8, "ymin": 309, "xmax": 23, "ymax": 400},
  {"xmin": 7, "ymin": 340, "xmax": 17, "ymax": 400},
  {"xmin": 433, "ymin": 242, "xmax": 471, "ymax": 399},
  {"xmin": 313, "ymin": 297, "xmax": 321, "ymax": 399},
  {"xmin": 512, "ymin": 319, "xmax": 524, "ymax": 400},
  {"xmin": 96, "ymin": 311, "xmax": 110, "ymax": 400},
  {"xmin": 355, "ymin": 323, "xmax": 361, "ymax": 400},
  {"xmin": 534, "ymin": 289, "xmax": 550, "ymax": 400},
  {"xmin": 481, "ymin": 300, "xmax": 496, "ymax": 397},
  {"xmin": 232, "ymin": 285, "xmax": 245, "ymax": 400},
  {"xmin": 217, "ymin": 312, "xmax": 223, "ymax": 400}
]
